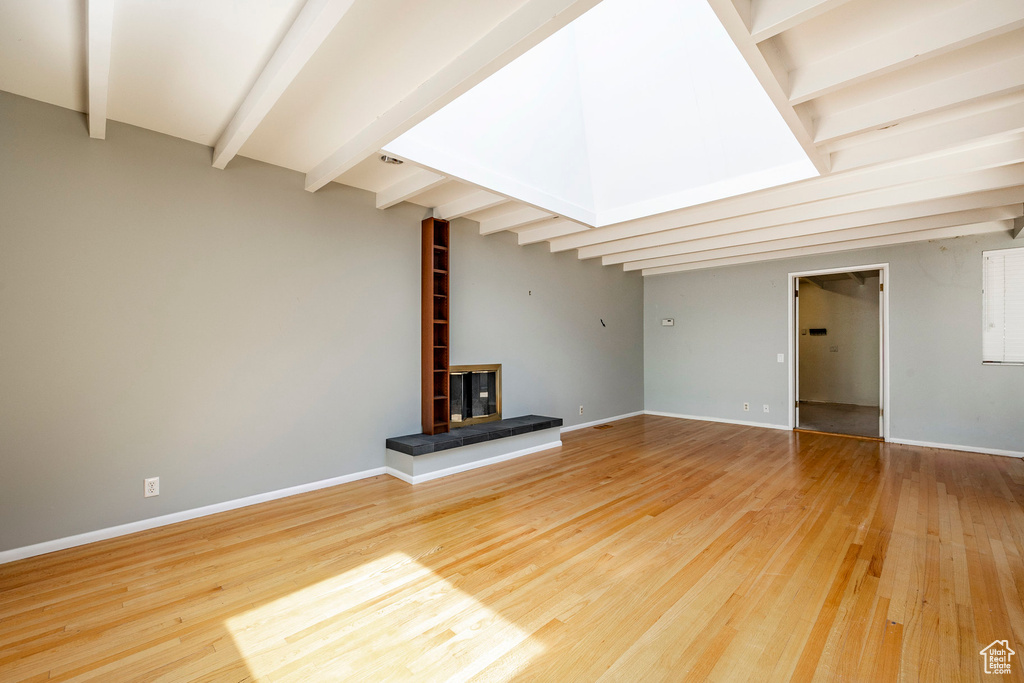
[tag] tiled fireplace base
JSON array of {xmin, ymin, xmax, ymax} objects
[{"xmin": 385, "ymin": 415, "xmax": 562, "ymax": 484}]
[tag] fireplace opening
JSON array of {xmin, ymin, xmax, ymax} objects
[{"xmin": 450, "ymin": 364, "xmax": 501, "ymax": 426}]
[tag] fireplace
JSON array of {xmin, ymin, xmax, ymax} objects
[{"xmin": 449, "ymin": 364, "xmax": 501, "ymax": 426}]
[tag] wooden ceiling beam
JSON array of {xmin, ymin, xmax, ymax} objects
[
  {"xmin": 828, "ymin": 96, "xmax": 1024, "ymax": 173},
  {"xmin": 433, "ymin": 190, "xmax": 507, "ymax": 221},
  {"xmin": 548, "ymin": 136, "xmax": 1024, "ymax": 253},
  {"xmin": 212, "ymin": 0, "xmax": 357, "ymax": 170},
  {"xmin": 788, "ymin": 0, "xmax": 1024, "ymax": 105},
  {"xmin": 813, "ymin": 52, "xmax": 1024, "ymax": 144},
  {"xmin": 375, "ymin": 169, "xmax": 447, "ymax": 210},
  {"xmin": 642, "ymin": 220, "xmax": 1012, "ymax": 276},
  {"xmin": 581, "ymin": 165, "xmax": 1024, "ymax": 260},
  {"xmin": 303, "ymin": 0, "xmax": 602, "ymax": 192},
  {"xmin": 749, "ymin": 0, "xmax": 856, "ymax": 43},
  {"xmin": 479, "ymin": 206, "xmax": 553, "ymax": 235},
  {"xmin": 619, "ymin": 204, "xmax": 1023, "ymax": 270},
  {"xmin": 87, "ymin": 0, "xmax": 114, "ymax": 140},
  {"xmin": 515, "ymin": 218, "xmax": 589, "ymax": 246}
]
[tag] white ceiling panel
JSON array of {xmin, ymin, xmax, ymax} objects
[
  {"xmin": 0, "ymin": 0, "xmax": 86, "ymax": 112},
  {"xmin": 106, "ymin": 0, "xmax": 306, "ymax": 146}
]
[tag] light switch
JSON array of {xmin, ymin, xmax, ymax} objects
[
  {"xmin": 777, "ymin": 353, "xmax": 785, "ymax": 363},
  {"xmin": 661, "ymin": 318, "xmax": 674, "ymax": 326}
]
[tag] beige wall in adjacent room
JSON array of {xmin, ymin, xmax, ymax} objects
[{"xmin": 798, "ymin": 275, "xmax": 880, "ymax": 406}]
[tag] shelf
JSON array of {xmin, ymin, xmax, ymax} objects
[{"xmin": 423, "ymin": 217, "xmax": 451, "ymax": 435}]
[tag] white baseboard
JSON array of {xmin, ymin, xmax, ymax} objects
[
  {"xmin": 385, "ymin": 467, "xmax": 415, "ymax": 484},
  {"xmin": 644, "ymin": 410, "xmax": 790, "ymax": 431},
  {"xmin": 387, "ymin": 440, "xmax": 562, "ymax": 485},
  {"xmin": 648, "ymin": 411, "xmax": 1023, "ymax": 459},
  {"xmin": 561, "ymin": 411, "xmax": 645, "ymax": 433},
  {"xmin": 0, "ymin": 467, "xmax": 388, "ymax": 565},
  {"xmin": 888, "ymin": 438, "xmax": 1024, "ymax": 459}
]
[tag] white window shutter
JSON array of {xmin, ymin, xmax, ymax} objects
[{"xmin": 983, "ymin": 247, "xmax": 1024, "ymax": 364}]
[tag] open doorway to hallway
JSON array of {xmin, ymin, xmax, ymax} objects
[{"xmin": 791, "ymin": 265, "xmax": 888, "ymax": 440}]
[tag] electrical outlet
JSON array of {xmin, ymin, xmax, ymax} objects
[
  {"xmin": 743, "ymin": 402, "xmax": 749, "ymax": 412},
  {"xmin": 579, "ymin": 405, "xmax": 584, "ymax": 415},
  {"xmin": 763, "ymin": 404, "xmax": 770, "ymax": 413},
  {"xmin": 144, "ymin": 477, "xmax": 159, "ymax": 497}
]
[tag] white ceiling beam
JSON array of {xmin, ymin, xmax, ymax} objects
[
  {"xmin": 616, "ymin": 203, "xmax": 1023, "ymax": 269},
  {"xmin": 375, "ymin": 170, "xmax": 447, "ymax": 210},
  {"xmin": 801, "ymin": 276, "xmax": 824, "ymax": 289},
  {"xmin": 788, "ymin": 0, "xmax": 1024, "ymax": 104},
  {"xmin": 212, "ymin": 0, "xmax": 357, "ymax": 170},
  {"xmin": 814, "ymin": 52, "xmax": 1024, "ymax": 144},
  {"xmin": 515, "ymin": 218, "xmax": 589, "ymax": 246},
  {"xmin": 87, "ymin": 0, "xmax": 114, "ymax": 140},
  {"xmin": 1014, "ymin": 215, "xmax": 1024, "ymax": 239},
  {"xmin": 631, "ymin": 214, "xmax": 1017, "ymax": 271},
  {"xmin": 605, "ymin": 193, "xmax": 1024, "ymax": 264},
  {"xmin": 548, "ymin": 136, "xmax": 1024, "ymax": 253},
  {"xmin": 580, "ymin": 165, "xmax": 1024, "ymax": 259},
  {"xmin": 479, "ymin": 206, "xmax": 553, "ymax": 235},
  {"xmin": 829, "ymin": 98, "xmax": 1024, "ymax": 172},
  {"xmin": 700, "ymin": 0, "xmax": 829, "ymax": 175},
  {"xmin": 433, "ymin": 190, "xmax": 508, "ymax": 221},
  {"xmin": 750, "ymin": 0, "xmax": 856, "ymax": 42},
  {"xmin": 847, "ymin": 271, "xmax": 865, "ymax": 284},
  {"xmin": 303, "ymin": 0, "xmax": 602, "ymax": 192},
  {"xmin": 642, "ymin": 221, "xmax": 1012, "ymax": 276}
]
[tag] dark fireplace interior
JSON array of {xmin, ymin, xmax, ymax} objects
[{"xmin": 450, "ymin": 365, "xmax": 501, "ymax": 425}]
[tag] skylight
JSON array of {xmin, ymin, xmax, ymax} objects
[{"xmin": 383, "ymin": 0, "xmax": 819, "ymax": 228}]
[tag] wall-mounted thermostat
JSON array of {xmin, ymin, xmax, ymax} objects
[{"xmin": 661, "ymin": 318, "xmax": 675, "ymax": 326}]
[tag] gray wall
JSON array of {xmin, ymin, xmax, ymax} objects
[
  {"xmin": 0, "ymin": 92, "xmax": 643, "ymax": 551},
  {"xmin": 645, "ymin": 234, "xmax": 1024, "ymax": 453},
  {"xmin": 449, "ymin": 222, "xmax": 643, "ymax": 425},
  {"xmin": 798, "ymin": 275, "xmax": 880, "ymax": 406}
]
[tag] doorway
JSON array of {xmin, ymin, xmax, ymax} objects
[{"xmin": 789, "ymin": 264, "xmax": 889, "ymax": 440}]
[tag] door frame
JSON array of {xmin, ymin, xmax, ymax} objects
[{"xmin": 787, "ymin": 263, "xmax": 890, "ymax": 440}]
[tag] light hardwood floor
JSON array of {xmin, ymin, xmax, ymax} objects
[{"xmin": 2, "ymin": 415, "xmax": 1023, "ymax": 681}]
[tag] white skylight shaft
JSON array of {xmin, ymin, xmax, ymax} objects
[{"xmin": 384, "ymin": 0, "xmax": 819, "ymax": 227}]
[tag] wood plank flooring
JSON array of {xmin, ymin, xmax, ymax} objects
[{"xmin": 2, "ymin": 415, "xmax": 1023, "ymax": 681}]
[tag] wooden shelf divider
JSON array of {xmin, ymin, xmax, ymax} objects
[{"xmin": 422, "ymin": 217, "xmax": 450, "ymax": 434}]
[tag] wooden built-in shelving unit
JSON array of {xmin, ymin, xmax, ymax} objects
[{"xmin": 422, "ymin": 217, "xmax": 450, "ymax": 435}]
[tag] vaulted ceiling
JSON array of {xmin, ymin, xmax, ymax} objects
[{"xmin": 2, "ymin": 0, "xmax": 1022, "ymax": 275}]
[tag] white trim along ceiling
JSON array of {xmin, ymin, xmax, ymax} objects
[{"xmin": 1, "ymin": 0, "xmax": 1022, "ymax": 275}]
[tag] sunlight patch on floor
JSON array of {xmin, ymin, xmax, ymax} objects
[{"xmin": 225, "ymin": 551, "xmax": 544, "ymax": 681}]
